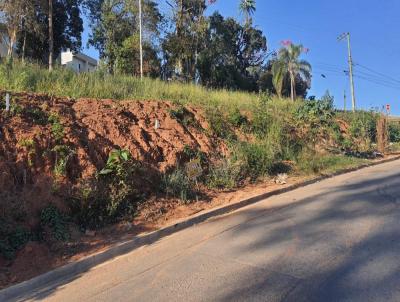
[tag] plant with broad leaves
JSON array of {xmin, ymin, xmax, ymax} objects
[{"xmin": 99, "ymin": 149, "xmax": 131, "ymax": 176}]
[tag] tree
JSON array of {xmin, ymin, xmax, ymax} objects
[
  {"xmin": 0, "ymin": 0, "xmax": 36, "ymax": 58},
  {"xmin": 196, "ymin": 12, "xmax": 267, "ymax": 91},
  {"xmin": 17, "ymin": 0, "xmax": 83, "ymax": 65},
  {"xmin": 162, "ymin": 0, "xmax": 208, "ymax": 81},
  {"xmin": 86, "ymin": 0, "xmax": 162, "ymax": 74},
  {"xmin": 259, "ymin": 60, "xmax": 311, "ymax": 98},
  {"xmin": 239, "ymin": 0, "xmax": 256, "ymax": 26},
  {"xmin": 272, "ymin": 42, "xmax": 311, "ymax": 101}
]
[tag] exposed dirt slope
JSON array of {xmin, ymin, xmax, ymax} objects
[{"xmin": 0, "ymin": 92, "xmax": 224, "ymax": 186}]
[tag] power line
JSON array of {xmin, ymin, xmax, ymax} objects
[{"xmin": 354, "ymin": 62, "xmax": 400, "ymax": 85}]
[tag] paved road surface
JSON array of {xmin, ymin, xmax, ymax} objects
[{"xmin": 11, "ymin": 160, "xmax": 400, "ymax": 301}]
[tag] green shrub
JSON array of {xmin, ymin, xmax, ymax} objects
[
  {"xmin": 295, "ymin": 98, "xmax": 335, "ymax": 126},
  {"xmin": 40, "ymin": 205, "xmax": 70, "ymax": 241},
  {"xmin": 182, "ymin": 145, "xmax": 208, "ymax": 166},
  {"xmin": 48, "ymin": 113, "xmax": 64, "ymax": 142},
  {"xmin": 162, "ymin": 168, "xmax": 195, "ymax": 202},
  {"xmin": 206, "ymin": 107, "xmax": 235, "ymax": 139},
  {"xmin": 389, "ymin": 123, "xmax": 400, "ymax": 142},
  {"xmin": 73, "ymin": 149, "xmax": 143, "ymax": 229},
  {"xmin": 231, "ymin": 141, "xmax": 276, "ymax": 180},
  {"xmin": 0, "ymin": 221, "xmax": 31, "ymax": 259},
  {"xmin": 52, "ymin": 145, "xmax": 75, "ymax": 176},
  {"xmin": 227, "ymin": 107, "xmax": 248, "ymax": 128},
  {"xmin": 207, "ymin": 159, "xmax": 243, "ymax": 189}
]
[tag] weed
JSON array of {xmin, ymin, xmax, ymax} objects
[
  {"xmin": 169, "ymin": 105, "xmax": 200, "ymax": 129},
  {"xmin": 72, "ymin": 149, "xmax": 142, "ymax": 229},
  {"xmin": 205, "ymin": 107, "xmax": 236, "ymax": 140},
  {"xmin": 24, "ymin": 107, "xmax": 48, "ymax": 125},
  {"xmin": 162, "ymin": 168, "xmax": 195, "ymax": 202},
  {"xmin": 227, "ymin": 107, "xmax": 248, "ymax": 128},
  {"xmin": 18, "ymin": 138, "xmax": 36, "ymax": 167},
  {"xmin": 207, "ymin": 159, "xmax": 243, "ymax": 189},
  {"xmin": 52, "ymin": 145, "xmax": 75, "ymax": 176},
  {"xmin": 182, "ymin": 145, "xmax": 208, "ymax": 166},
  {"xmin": 48, "ymin": 113, "xmax": 64, "ymax": 142}
]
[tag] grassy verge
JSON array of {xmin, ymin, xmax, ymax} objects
[{"xmin": 0, "ymin": 61, "xmax": 258, "ymax": 111}]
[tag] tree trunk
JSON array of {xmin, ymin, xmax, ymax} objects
[
  {"xmin": 290, "ymin": 72, "xmax": 295, "ymax": 102},
  {"xmin": 7, "ymin": 29, "xmax": 16, "ymax": 58},
  {"xmin": 22, "ymin": 31, "xmax": 27, "ymax": 63},
  {"xmin": 48, "ymin": 0, "xmax": 54, "ymax": 71}
]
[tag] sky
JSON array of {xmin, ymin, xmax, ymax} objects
[{"xmin": 82, "ymin": 0, "xmax": 400, "ymax": 114}]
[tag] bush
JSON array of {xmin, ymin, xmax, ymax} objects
[
  {"xmin": 69, "ymin": 150, "xmax": 144, "ymax": 229},
  {"xmin": 207, "ymin": 159, "xmax": 243, "ymax": 189},
  {"xmin": 389, "ymin": 123, "xmax": 400, "ymax": 142},
  {"xmin": 227, "ymin": 107, "xmax": 248, "ymax": 128},
  {"xmin": 205, "ymin": 107, "xmax": 236, "ymax": 139},
  {"xmin": 0, "ymin": 223, "xmax": 31, "ymax": 259},
  {"xmin": 295, "ymin": 98, "xmax": 335, "ymax": 126},
  {"xmin": 40, "ymin": 205, "xmax": 70, "ymax": 241},
  {"xmin": 162, "ymin": 167, "xmax": 195, "ymax": 202},
  {"xmin": 231, "ymin": 141, "xmax": 276, "ymax": 180}
]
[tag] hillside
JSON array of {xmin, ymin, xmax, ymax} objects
[{"xmin": 0, "ymin": 71, "xmax": 384, "ymax": 288}]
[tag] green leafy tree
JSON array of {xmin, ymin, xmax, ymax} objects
[
  {"xmin": 16, "ymin": 0, "xmax": 83, "ymax": 65},
  {"xmin": 86, "ymin": 0, "xmax": 162, "ymax": 74},
  {"xmin": 0, "ymin": 0, "xmax": 37, "ymax": 58},
  {"xmin": 196, "ymin": 12, "xmax": 267, "ymax": 91},
  {"xmin": 272, "ymin": 42, "xmax": 312, "ymax": 101},
  {"xmin": 162, "ymin": 0, "xmax": 208, "ymax": 81}
]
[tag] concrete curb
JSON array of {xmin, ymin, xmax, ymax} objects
[{"xmin": 1, "ymin": 155, "xmax": 400, "ymax": 301}]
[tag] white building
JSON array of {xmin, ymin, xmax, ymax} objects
[
  {"xmin": 60, "ymin": 49, "xmax": 97, "ymax": 73},
  {"xmin": 0, "ymin": 25, "xmax": 10, "ymax": 58}
]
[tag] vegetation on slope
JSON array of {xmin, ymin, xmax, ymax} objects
[{"xmin": 0, "ymin": 62, "xmax": 386, "ymax": 264}]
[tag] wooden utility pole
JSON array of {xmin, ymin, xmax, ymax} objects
[
  {"xmin": 48, "ymin": 0, "xmax": 54, "ymax": 71},
  {"xmin": 138, "ymin": 0, "xmax": 143, "ymax": 79},
  {"xmin": 338, "ymin": 32, "xmax": 356, "ymax": 112}
]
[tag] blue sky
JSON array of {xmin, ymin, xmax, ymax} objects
[{"xmin": 82, "ymin": 0, "xmax": 400, "ymax": 114}]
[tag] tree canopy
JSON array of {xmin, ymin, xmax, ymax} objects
[{"xmin": 1, "ymin": 0, "xmax": 313, "ymax": 97}]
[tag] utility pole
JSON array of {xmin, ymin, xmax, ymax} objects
[
  {"xmin": 138, "ymin": 0, "xmax": 143, "ymax": 79},
  {"xmin": 338, "ymin": 32, "xmax": 356, "ymax": 112}
]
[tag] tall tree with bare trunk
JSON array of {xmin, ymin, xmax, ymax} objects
[
  {"xmin": 0, "ymin": 0, "xmax": 36, "ymax": 58},
  {"xmin": 48, "ymin": 0, "xmax": 54, "ymax": 70}
]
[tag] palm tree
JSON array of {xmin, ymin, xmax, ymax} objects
[
  {"xmin": 272, "ymin": 43, "xmax": 311, "ymax": 101},
  {"xmin": 239, "ymin": 0, "xmax": 256, "ymax": 26}
]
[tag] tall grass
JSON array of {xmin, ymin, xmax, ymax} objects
[{"xmin": 0, "ymin": 61, "xmax": 259, "ymax": 110}]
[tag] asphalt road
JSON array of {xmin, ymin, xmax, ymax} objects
[{"xmin": 14, "ymin": 160, "xmax": 400, "ymax": 301}]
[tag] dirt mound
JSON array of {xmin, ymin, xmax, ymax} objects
[{"xmin": 0, "ymin": 92, "xmax": 225, "ymax": 187}]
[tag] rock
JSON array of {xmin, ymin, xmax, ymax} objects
[{"xmin": 275, "ymin": 173, "xmax": 288, "ymax": 185}]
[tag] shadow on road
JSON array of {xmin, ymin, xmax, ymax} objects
[{"xmin": 8, "ymin": 171, "xmax": 400, "ymax": 301}]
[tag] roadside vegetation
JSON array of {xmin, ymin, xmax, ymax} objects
[
  {"xmin": 0, "ymin": 62, "xmax": 388, "ymax": 262},
  {"xmin": 0, "ymin": 0, "xmax": 396, "ymax": 284}
]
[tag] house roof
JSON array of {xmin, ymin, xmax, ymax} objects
[{"xmin": 72, "ymin": 52, "xmax": 98, "ymax": 65}]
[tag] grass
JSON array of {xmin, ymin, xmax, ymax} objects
[
  {"xmin": 297, "ymin": 153, "xmax": 368, "ymax": 175},
  {"xmin": 0, "ymin": 61, "xmax": 259, "ymax": 111}
]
